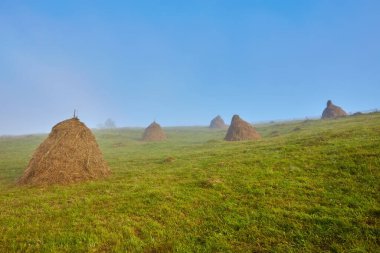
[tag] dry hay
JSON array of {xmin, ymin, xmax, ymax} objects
[
  {"xmin": 18, "ymin": 118, "xmax": 110, "ymax": 185},
  {"xmin": 322, "ymin": 100, "xmax": 347, "ymax": 119},
  {"xmin": 142, "ymin": 121, "xmax": 166, "ymax": 141},
  {"xmin": 224, "ymin": 115, "xmax": 261, "ymax": 141},
  {"xmin": 209, "ymin": 115, "xmax": 227, "ymax": 129}
]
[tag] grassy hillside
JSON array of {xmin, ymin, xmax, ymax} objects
[{"xmin": 0, "ymin": 114, "xmax": 379, "ymax": 252}]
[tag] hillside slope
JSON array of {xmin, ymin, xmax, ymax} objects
[{"xmin": 0, "ymin": 114, "xmax": 379, "ymax": 252}]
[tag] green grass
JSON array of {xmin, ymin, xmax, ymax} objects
[{"xmin": 0, "ymin": 114, "xmax": 379, "ymax": 252}]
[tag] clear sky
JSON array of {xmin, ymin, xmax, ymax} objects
[{"xmin": 1, "ymin": 0, "xmax": 379, "ymax": 135}]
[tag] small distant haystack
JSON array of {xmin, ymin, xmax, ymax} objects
[
  {"xmin": 224, "ymin": 115, "xmax": 261, "ymax": 141},
  {"xmin": 142, "ymin": 121, "xmax": 166, "ymax": 141},
  {"xmin": 322, "ymin": 100, "xmax": 347, "ymax": 119},
  {"xmin": 209, "ymin": 115, "xmax": 227, "ymax": 129},
  {"xmin": 18, "ymin": 118, "xmax": 110, "ymax": 185}
]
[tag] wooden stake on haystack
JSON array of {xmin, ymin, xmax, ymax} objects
[{"xmin": 73, "ymin": 109, "xmax": 78, "ymax": 119}]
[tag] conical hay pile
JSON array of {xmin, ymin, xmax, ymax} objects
[
  {"xmin": 322, "ymin": 100, "xmax": 347, "ymax": 119},
  {"xmin": 142, "ymin": 121, "xmax": 166, "ymax": 141},
  {"xmin": 209, "ymin": 115, "xmax": 227, "ymax": 129},
  {"xmin": 18, "ymin": 118, "xmax": 110, "ymax": 185},
  {"xmin": 224, "ymin": 115, "xmax": 261, "ymax": 141}
]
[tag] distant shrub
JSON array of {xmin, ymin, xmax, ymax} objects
[
  {"xmin": 104, "ymin": 118, "xmax": 116, "ymax": 128},
  {"xmin": 98, "ymin": 118, "xmax": 116, "ymax": 129}
]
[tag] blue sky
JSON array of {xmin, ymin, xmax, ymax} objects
[{"xmin": 1, "ymin": 0, "xmax": 379, "ymax": 134}]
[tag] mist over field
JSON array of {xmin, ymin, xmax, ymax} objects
[
  {"xmin": 0, "ymin": 2, "xmax": 380, "ymax": 252},
  {"xmin": 1, "ymin": 0, "xmax": 380, "ymax": 135}
]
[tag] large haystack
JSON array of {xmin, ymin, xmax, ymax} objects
[
  {"xmin": 322, "ymin": 100, "xmax": 347, "ymax": 119},
  {"xmin": 209, "ymin": 115, "xmax": 227, "ymax": 129},
  {"xmin": 18, "ymin": 118, "xmax": 110, "ymax": 185},
  {"xmin": 142, "ymin": 121, "xmax": 166, "ymax": 141},
  {"xmin": 224, "ymin": 115, "xmax": 261, "ymax": 141}
]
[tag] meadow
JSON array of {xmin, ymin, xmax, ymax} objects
[{"xmin": 0, "ymin": 114, "xmax": 379, "ymax": 252}]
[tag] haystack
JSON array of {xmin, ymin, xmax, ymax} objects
[
  {"xmin": 224, "ymin": 115, "xmax": 261, "ymax": 141},
  {"xmin": 18, "ymin": 118, "xmax": 110, "ymax": 185},
  {"xmin": 142, "ymin": 121, "xmax": 166, "ymax": 141},
  {"xmin": 209, "ymin": 115, "xmax": 227, "ymax": 129},
  {"xmin": 321, "ymin": 100, "xmax": 347, "ymax": 119}
]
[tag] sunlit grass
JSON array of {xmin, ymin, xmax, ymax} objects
[{"xmin": 0, "ymin": 113, "xmax": 379, "ymax": 252}]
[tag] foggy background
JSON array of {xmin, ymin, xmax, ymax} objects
[{"xmin": 1, "ymin": 0, "xmax": 379, "ymax": 135}]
